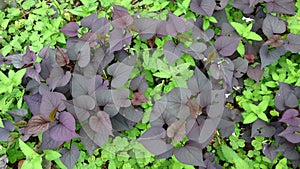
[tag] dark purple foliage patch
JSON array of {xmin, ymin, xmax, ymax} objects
[{"xmin": 3, "ymin": 1, "xmax": 300, "ymax": 167}]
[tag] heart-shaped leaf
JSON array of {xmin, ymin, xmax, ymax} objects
[
  {"xmin": 190, "ymin": 0, "xmax": 216, "ymax": 16},
  {"xmin": 215, "ymin": 36, "xmax": 242, "ymax": 56},
  {"xmin": 284, "ymin": 33, "xmax": 300, "ymax": 53},
  {"xmin": 262, "ymin": 14, "xmax": 286, "ymax": 38},
  {"xmin": 89, "ymin": 111, "xmax": 113, "ymax": 136},
  {"xmin": 60, "ymin": 22, "xmax": 79, "ymax": 37}
]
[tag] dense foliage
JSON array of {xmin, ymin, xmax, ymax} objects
[{"xmin": 0, "ymin": 0, "xmax": 300, "ymax": 168}]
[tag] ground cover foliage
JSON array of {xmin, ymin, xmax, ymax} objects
[{"xmin": 0, "ymin": 0, "xmax": 300, "ymax": 168}]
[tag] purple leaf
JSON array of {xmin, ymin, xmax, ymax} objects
[
  {"xmin": 218, "ymin": 108, "xmax": 241, "ymax": 138},
  {"xmin": 215, "ymin": 0, "xmax": 229, "ymax": 10},
  {"xmin": 23, "ymin": 46, "xmax": 36, "ymax": 64},
  {"xmin": 49, "ymin": 112, "xmax": 79, "ymax": 142},
  {"xmin": 25, "ymin": 114, "xmax": 49, "ymax": 135},
  {"xmin": 251, "ymin": 119, "xmax": 276, "ymax": 138},
  {"xmin": 46, "ymin": 66, "xmax": 71, "ymax": 90},
  {"xmin": 60, "ymin": 145, "xmax": 80, "ymax": 169},
  {"xmin": 24, "ymin": 93, "xmax": 42, "ymax": 115},
  {"xmin": 167, "ymin": 119, "xmax": 186, "ymax": 142},
  {"xmin": 215, "ymin": 36, "xmax": 242, "ymax": 56},
  {"xmin": 5, "ymin": 54, "xmax": 25, "ymax": 68},
  {"xmin": 247, "ymin": 64, "xmax": 264, "ymax": 82},
  {"xmin": 174, "ymin": 141, "xmax": 205, "ymax": 166},
  {"xmin": 230, "ymin": 0, "xmax": 254, "ymax": 14},
  {"xmin": 188, "ymin": 67, "xmax": 212, "ymax": 96},
  {"xmin": 187, "ymin": 98, "xmax": 203, "ymax": 119},
  {"xmin": 107, "ymin": 55, "xmax": 136, "ymax": 88},
  {"xmin": 92, "ymin": 18, "xmax": 110, "ymax": 35},
  {"xmin": 39, "ymin": 44, "xmax": 51, "ymax": 59},
  {"xmin": 8, "ymin": 109, "xmax": 28, "ymax": 121},
  {"xmin": 166, "ymin": 13, "xmax": 187, "ymax": 36},
  {"xmin": 109, "ymin": 28, "xmax": 132, "ymax": 52},
  {"xmin": 133, "ymin": 18, "xmax": 161, "ymax": 39},
  {"xmin": 112, "ymin": 5, "xmax": 133, "ymax": 29},
  {"xmin": 89, "ymin": 111, "xmax": 113, "ymax": 136},
  {"xmin": 262, "ymin": 14, "xmax": 286, "ymax": 38},
  {"xmin": 274, "ymin": 83, "xmax": 298, "ymax": 111},
  {"xmin": 209, "ymin": 58, "xmax": 234, "ymax": 89},
  {"xmin": 137, "ymin": 126, "xmax": 173, "ymax": 155},
  {"xmin": 95, "ymin": 89, "xmax": 131, "ymax": 108},
  {"xmin": 55, "ymin": 47, "xmax": 69, "ymax": 67},
  {"xmin": 40, "ymin": 130, "xmax": 64, "ymax": 150},
  {"xmin": 262, "ymin": 144, "xmax": 278, "ymax": 162},
  {"xmin": 81, "ymin": 13, "xmax": 98, "ymax": 29},
  {"xmin": 40, "ymin": 91, "xmax": 66, "ymax": 116},
  {"xmin": 78, "ymin": 42, "xmax": 91, "ymax": 68},
  {"xmin": 26, "ymin": 63, "xmax": 42, "ymax": 82},
  {"xmin": 110, "ymin": 114, "xmax": 136, "ymax": 131},
  {"xmin": 278, "ymin": 126, "xmax": 300, "ymax": 144},
  {"xmin": 60, "ymin": 22, "xmax": 79, "ymax": 37},
  {"xmin": 279, "ymin": 109, "xmax": 300, "ymax": 126},
  {"xmin": 81, "ymin": 123, "xmax": 109, "ymax": 147},
  {"xmin": 276, "ymin": 142, "xmax": 300, "ymax": 161},
  {"xmin": 233, "ymin": 58, "xmax": 248, "ymax": 78},
  {"xmin": 199, "ymin": 90, "xmax": 225, "ymax": 143},
  {"xmin": 266, "ymin": 0, "xmax": 295, "ymax": 15},
  {"xmin": 259, "ymin": 46, "xmax": 287, "ymax": 68},
  {"xmin": 73, "ymin": 95, "xmax": 95, "ymax": 123},
  {"xmin": 79, "ymin": 128, "xmax": 99, "ymax": 156},
  {"xmin": 284, "ymin": 33, "xmax": 300, "ymax": 53},
  {"xmin": 0, "ymin": 121, "xmax": 14, "ymax": 141},
  {"xmin": 71, "ymin": 74, "xmax": 106, "ymax": 97},
  {"xmin": 249, "ymin": 0, "xmax": 263, "ymax": 6},
  {"xmin": 263, "ymin": 35, "xmax": 284, "ymax": 47},
  {"xmin": 150, "ymin": 88, "xmax": 191, "ymax": 124},
  {"xmin": 190, "ymin": 0, "xmax": 216, "ymax": 16},
  {"xmin": 130, "ymin": 74, "xmax": 148, "ymax": 93},
  {"xmin": 163, "ymin": 40, "xmax": 185, "ymax": 64},
  {"xmin": 184, "ymin": 42, "xmax": 207, "ymax": 60},
  {"xmin": 119, "ymin": 106, "xmax": 143, "ymax": 122}
]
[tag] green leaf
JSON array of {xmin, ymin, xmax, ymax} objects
[
  {"xmin": 258, "ymin": 96, "xmax": 270, "ymax": 112},
  {"xmin": 243, "ymin": 113, "xmax": 257, "ymax": 124},
  {"xmin": 43, "ymin": 150, "xmax": 61, "ymax": 161},
  {"xmin": 202, "ymin": 19, "xmax": 210, "ymax": 31},
  {"xmin": 1, "ymin": 45, "xmax": 12, "ymax": 56},
  {"xmin": 249, "ymin": 103, "xmax": 259, "ymax": 112},
  {"xmin": 149, "ymin": 1, "xmax": 169, "ymax": 11},
  {"xmin": 270, "ymin": 110, "xmax": 279, "ymax": 117},
  {"xmin": 22, "ymin": 0, "xmax": 36, "ymax": 10},
  {"xmin": 19, "ymin": 139, "xmax": 37, "ymax": 158},
  {"xmin": 21, "ymin": 156, "xmax": 42, "ymax": 169},
  {"xmin": 153, "ymin": 71, "xmax": 171, "ymax": 78},
  {"xmin": 265, "ymin": 81, "xmax": 278, "ymax": 88},
  {"xmin": 207, "ymin": 16, "xmax": 217, "ymax": 23},
  {"xmin": 276, "ymin": 158, "xmax": 288, "ymax": 169},
  {"xmin": 245, "ymin": 23, "xmax": 253, "ymax": 33},
  {"xmin": 244, "ymin": 32, "xmax": 262, "ymax": 41},
  {"xmin": 1, "ymin": 19, "xmax": 9, "ymax": 29},
  {"xmin": 0, "ymin": 71, "xmax": 10, "ymax": 84},
  {"xmin": 231, "ymin": 22, "xmax": 246, "ymax": 35},
  {"xmin": 237, "ymin": 41, "xmax": 245, "ymax": 56},
  {"xmin": 235, "ymin": 158, "xmax": 250, "ymax": 168},
  {"xmin": 182, "ymin": 0, "xmax": 191, "ymax": 9},
  {"xmin": 221, "ymin": 144, "xmax": 239, "ymax": 163},
  {"xmin": 257, "ymin": 112, "xmax": 269, "ymax": 122},
  {"xmin": 7, "ymin": 8, "xmax": 21, "ymax": 18},
  {"xmin": 11, "ymin": 69, "xmax": 26, "ymax": 86},
  {"xmin": 0, "ymin": 117, "xmax": 3, "ymax": 128}
]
